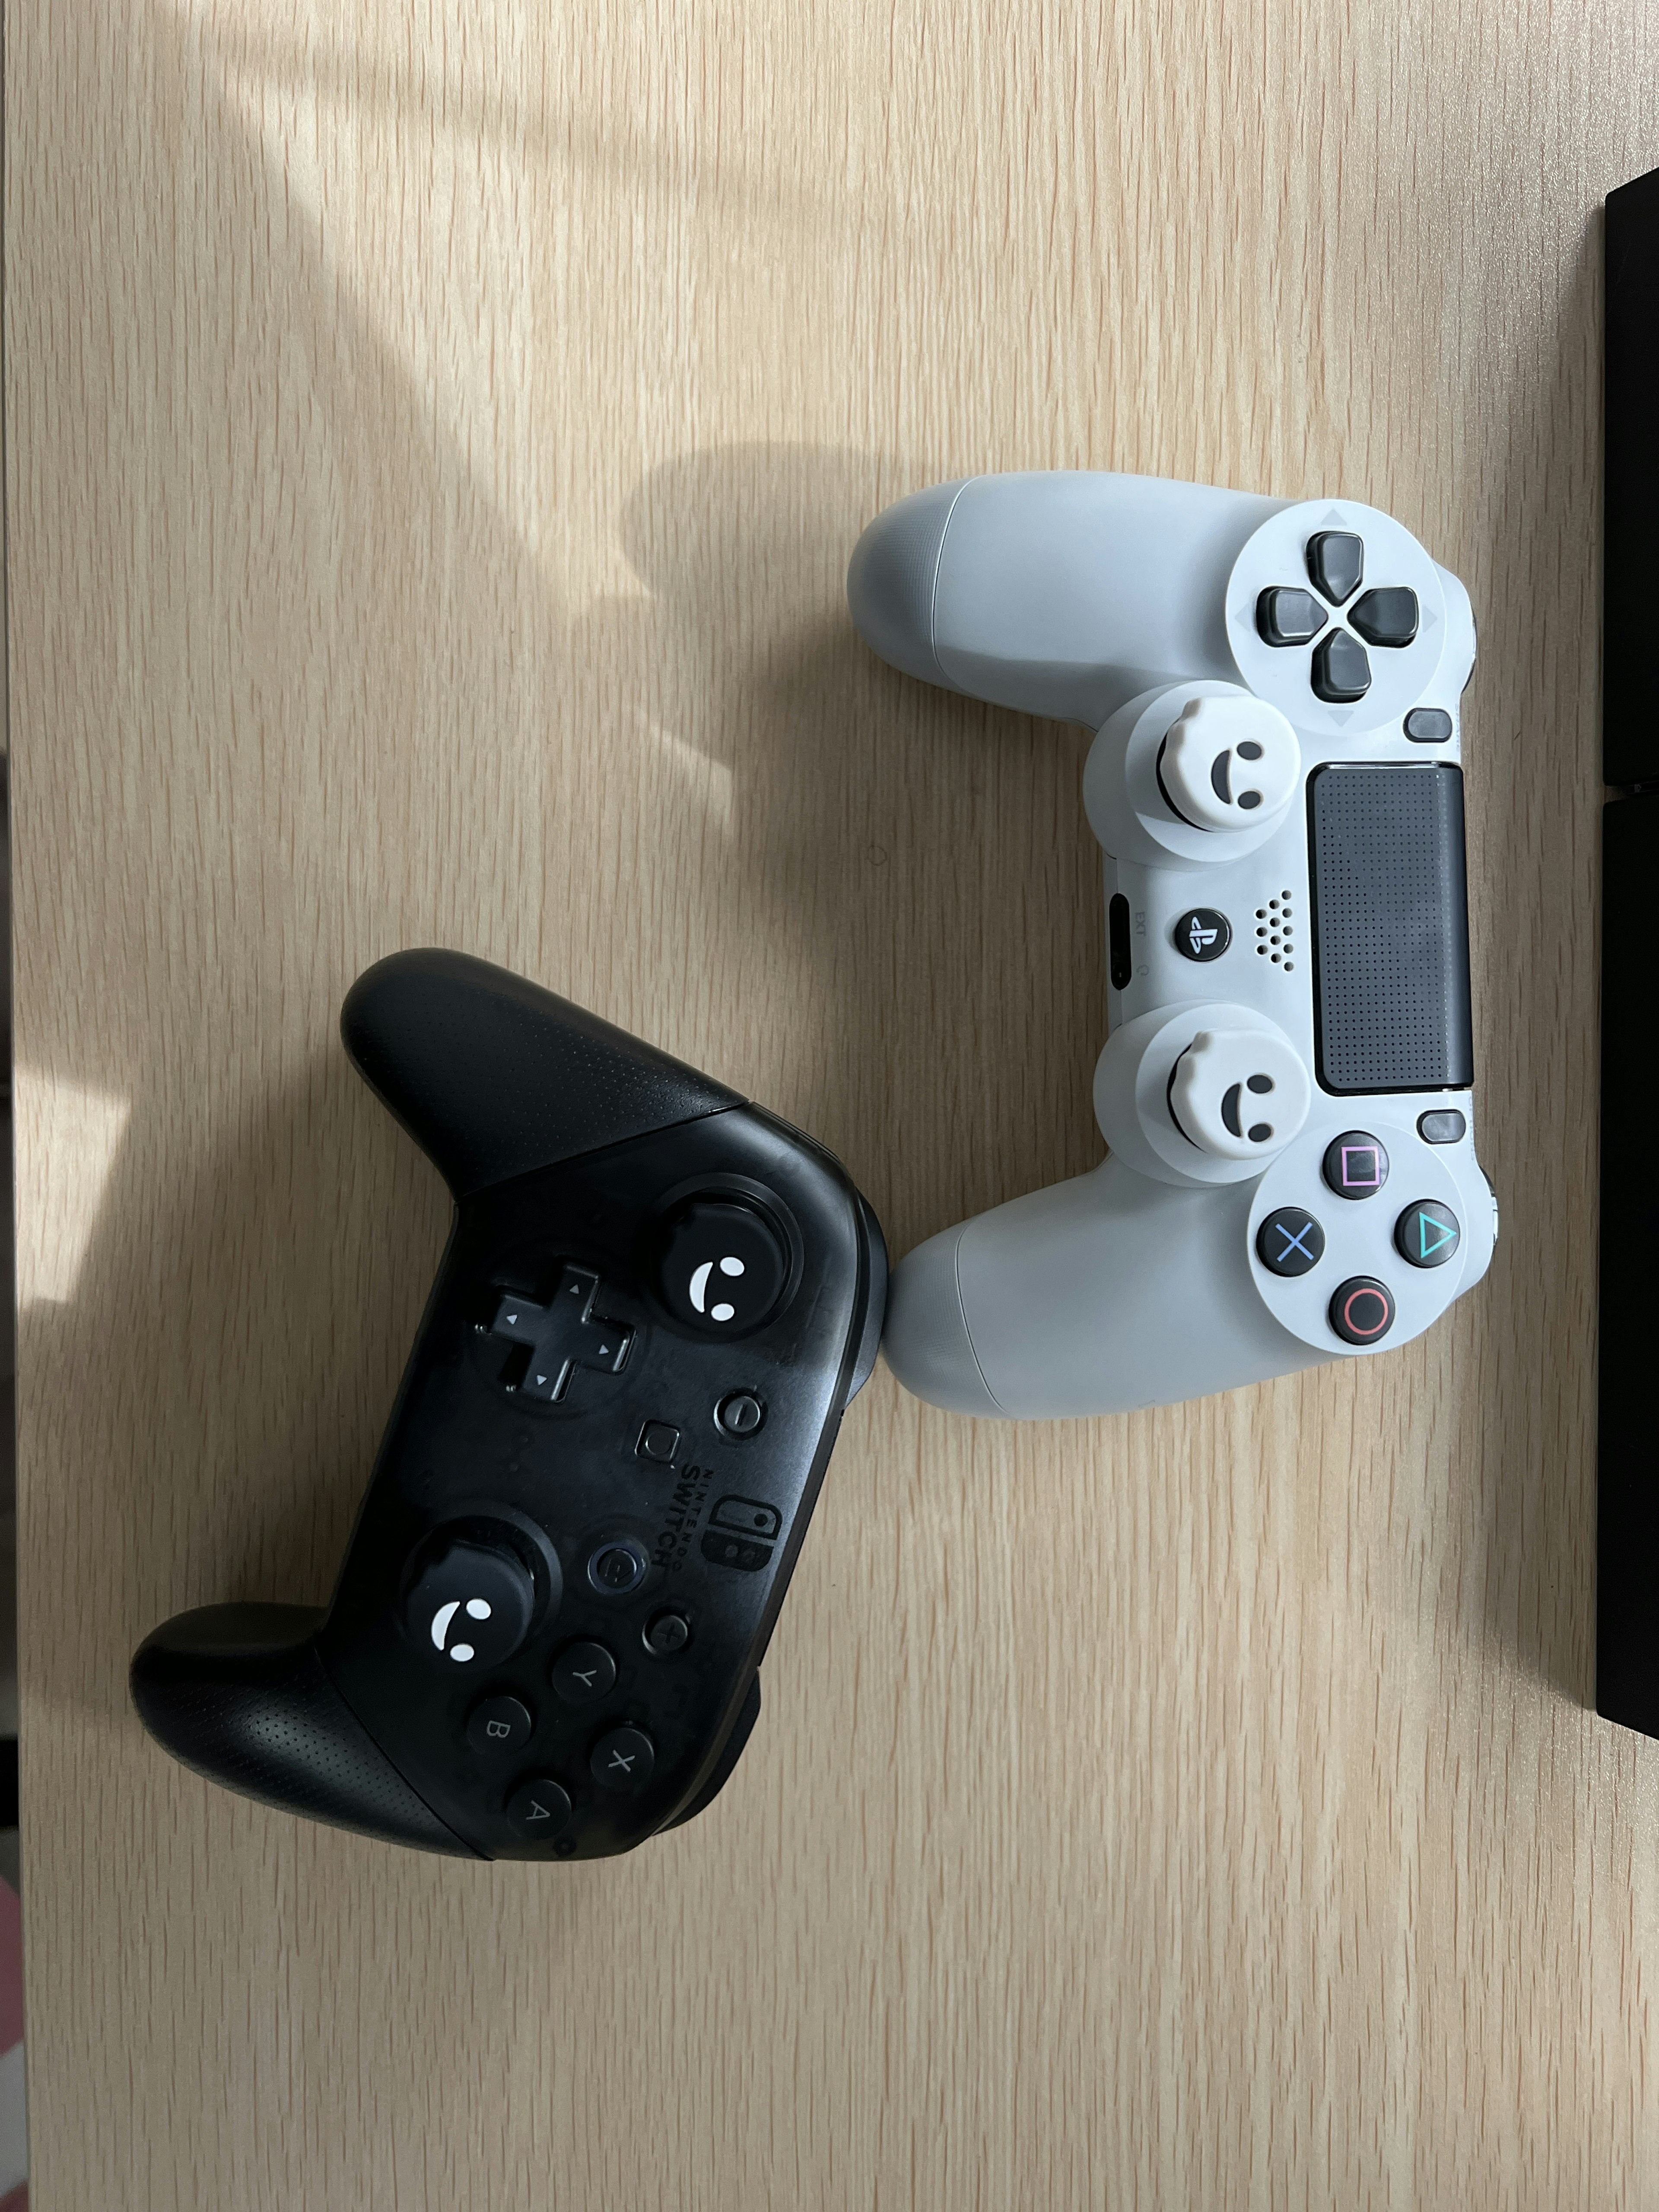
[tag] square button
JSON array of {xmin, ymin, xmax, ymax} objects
[{"xmin": 636, "ymin": 1420, "xmax": 680, "ymax": 1465}]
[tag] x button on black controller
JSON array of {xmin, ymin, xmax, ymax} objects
[
  {"xmin": 592, "ymin": 1726, "xmax": 654, "ymax": 1793},
  {"xmin": 489, "ymin": 1266, "xmax": 632, "ymax": 1401}
]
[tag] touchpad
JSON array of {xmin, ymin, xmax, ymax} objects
[{"xmin": 1308, "ymin": 763, "xmax": 1473, "ymax": 1095}]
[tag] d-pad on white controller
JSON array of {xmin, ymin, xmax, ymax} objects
[{"xmin": 848, "ymin": 468, "xmax": 1494, "ymax": 1418}]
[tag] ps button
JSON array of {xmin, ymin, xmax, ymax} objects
[
  {"xmin": 1256, "ymin": 1206, "xmax": 1325, "ymax": 1278},
  {"xmin": 715, "ymin": 1390, "xmax": 766, "ymax": 1438},
  {"xmin": 643, "ymin": 1610, "xmax": 692, "ymax": 1656},
  {"xmin": 661, "ymin": 1200, "xmax": 788, "ymax": 1333},
  {"xmin": 466, "ymin": 1695, "xmax": 533, "ymax": 1762},
  {"xmin": 1256, "ymin": 587, "xmax": 1327, "ymax": 646},
  {"xmin": 1311, "ymin": 631, "xmax": 1371, "ymax": 703},
  {"xmin": 1350, "ymin": 587, "xmax": 1419, "ymax": 648},
  {"xmin": 1307, "ymin": 530, "xmax": 1364, "ymax": 604},
  {"xmin": 1329, "ymin": 1277, "xmax": 1396, "ymax": 1346},
  {"xmin": 592, "ymin": 1726, "xmax": 654, "ymax": 1793},
  {"xmin": 1395, "ymin": 1200, "xmax": 1461, "ymax": 1269},
  {"xmin": 1322, "ymin": 1131, "xmax": 1389, "ymax": 1200},
  {"xmin": 636, "ymin": 1420, "xmax": 680, "ymax": 1464},
  {"xmin": 551, "ymin": 1640, "xmax": 617, "ymax": 1705},
  {"xmin": 1173, "ymin": 908, "xmax": 1231, "ymax": 963},
  {"xmin": 1417, "ymin": 1108, "xmax": 1467, "ymax": 1144},
  {"xmin": 505, "ymin": 1777, "xmax": 572, "ymax": 1839},
  {"xmin": 1405, "ymin": 708, "xmax": 1453, "ymax": 743}
]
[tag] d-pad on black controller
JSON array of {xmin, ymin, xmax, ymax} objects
[
  {"xmin": 1256, "ymin": 526, "xmax": 1420, "ymax": 705},
  {"xmin": 130, "ymin": 950, "xmax": 887, "ymax": 1861}
]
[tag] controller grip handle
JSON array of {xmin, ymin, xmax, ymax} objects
[
  {"xmin": 131, "ymin": 1604, "xmax": 474, "ymax": 1855},
  {"xmin": 342, "ymin": 948, "xmax": 742, "ymax": 1197}
]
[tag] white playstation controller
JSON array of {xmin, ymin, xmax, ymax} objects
[{"xmin": 850, "ymin": 471, "xmax": 1495, "ymax": 1417}]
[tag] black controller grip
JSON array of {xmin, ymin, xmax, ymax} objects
[
  {"xmin": 342, "ymin": 949, "xmax": 741, "ymax": 1196},
  {"xmin": 130, "ymin": 1605, "xmax": 473, "ymax": 1855}
]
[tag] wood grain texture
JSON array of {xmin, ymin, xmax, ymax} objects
[{"xmin": 5, "ymin": 0, "xmax": 1653, "ymax": 2204}]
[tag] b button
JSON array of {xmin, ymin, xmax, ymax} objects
[
  {"xmin": 466, "ymin": 1695, "xmax": 533, "ymax": 1762},
  {"xmin": 1328, "ymin": 1277, "xmax": 1395, "ymax": 1346}
]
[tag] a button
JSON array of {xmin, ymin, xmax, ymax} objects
[
  {"xmin": 489, "ymin": 1266, "xmax": 632, "ymax": 1402},
  {"xmin": 643, "ymin": 1611, "xmax": 692, "ymax": 1656},
  {"xmin": 1394, "ymin": 1200, "xmax": 1461, "ymax": 1269},
  {"xmin": 1417, "ymin": 1108, "xmax": 1466, "ymax": 1144},
  {"xmin": 1405, "ymin": 707, "xmax": 1453, "ymax": 743},
  {"xmin": 1307, "ymin": 531, "xmax": 1364, "ymax": 604},
  {"xmin": 591, "ymin": 1726, "xmax": 654, "ymax": 1792},
  {"xmin": 403, "ymin": 1534, "xmax": 536, "ymax": 1667},
  {"xmin": 1256, "ymin": 1206, "xmax": 1325, "ymax": 1278},
  {"xmin": 636, "ymin": 1420, "xmax": 680, "ymax": 1464},
  {"xmin": 588, "ymin": 1540, "xmax": 648, "ymax": 1597},
  {"xmin": 466, "ymin": 1695, "xmax": 534, "ymax": 1761},
  {"xmin": 1328, "ymin": 1277, "xmax": 1396, "ymax": 1346},
  {"xmin": 660, "ymin": 1201, "xmax": 788, "ymax": 1332},
  {"xmin": 1311, "ymin": 631, "xmax": 1371, "ymax": 703},
  {"xmin": 505, "ymin": 1776, "xmax": 572, "ymax": 1838},
  {"xmin": 551, "ymin": 1640, "xmax": 617, "ymax": 1705},
  {"xmin": 1173, "ymin": 909, "xmax": 1231, "ymax": 963},
  {"xmin": 1322, "ymin": 1131, "xmax": 1389, "ymax": 1200},
  {"xmin": 715, "ymin": 1390, "xmax": 765, "ymax": 1438},
  {"xmin": 1349, "ymin": 587, "xmax": 1419, "ymax": 648},
  {"xmin": 1256, "ymin": 587, "xmax": 1327, "ymax": 645}
]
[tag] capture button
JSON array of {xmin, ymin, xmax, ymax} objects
[
  {"xmin": 636, "ymin": 1420, "xmax": 680, "ymax": 1464},
  {"xmin": 1322, "ymin": 1131, "xmax": 1389, "ymax": 1200},
  {"xmin": 505, "ymin": 1777, "xmax": 572, "ymax": 1839},
  {"xmin": 1256, "ymin": 1206, "xmax": 1325, "ymax": 1278},
  {"xmin": 551, "ymin": 1640, "xmax": 617, "ymax": 1705},
  {"xmin": 1417, "ymin": 1109, "xmax": 1466, "ymax": 1144},
  {"xmin": 466, "ymin": 1695, "xmax": 533, "ymax": 1761},
  {"xmin": 592, "ymin": 1726, "xmax": 654, "ymax": 1793},
  {"xmin": 1329, "ymin": 1277, "xmax": 1396, "ymax": 1345},
  {"xmin": 1395, "ymin": 1200, "xmax": 1461, "ymax": 1269},
  {"xmin": 1173, "ymin": 909, "xmax": 1231, "ymax": 963},
  {"xmin": 660, "ymin": 1200, "xmax": 788, "ymax": 1333}
]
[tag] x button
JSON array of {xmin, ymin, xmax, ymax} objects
[
  {"xmin": 591, "ymin": 1726, "xmax": 654, "ymax": 1794},
  {"xmin": 1256, "ymin": 1205, "xmax": 1326, "ymax": 1279}
]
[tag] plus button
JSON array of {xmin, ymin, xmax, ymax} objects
[{"xmin": 489, "ymin": 1267, "xmax": 633, "ymax": 1402}]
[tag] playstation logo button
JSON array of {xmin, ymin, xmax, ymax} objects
[{"xmin": 1173, "ymin": 908, "xmax": 1231, "ymax": 963}]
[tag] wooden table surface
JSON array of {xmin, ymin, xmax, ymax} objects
[{"xmin": 6, "ymin": 1, "xmax": 1653, "ymax": 2205}]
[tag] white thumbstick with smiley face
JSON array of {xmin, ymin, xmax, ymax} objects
[{"xmin": 1156, "ymin": 695, "xmax": 1301, "ymax": 832}]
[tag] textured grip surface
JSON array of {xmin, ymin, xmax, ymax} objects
[
  {"xmin": 131, "ymin": 1604, "xmax": 474, "ymax": 1855},
  {"xmin": 342, "ymin": 948, "xmax": 742, "ymax": 1195}
]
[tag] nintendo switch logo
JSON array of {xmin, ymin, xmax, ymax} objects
[{"xmin": 700, "ymin": 1496, "xmax": 781, "ymax": 1573}]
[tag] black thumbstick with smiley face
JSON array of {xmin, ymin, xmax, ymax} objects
[{"xmin": 659, "ymin": 1199, "xmax": 788, "ymax": 1334}]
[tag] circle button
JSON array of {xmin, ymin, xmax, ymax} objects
[
  {"xmin": 1328, "ymin": 1277, "xmax": 1396, "ymax": 1346},
  {"xmin": 1394, "ymin": 1200, "xmax": 1461, "ymax": 1269},
  {"xmin": 660, "ymin": 1201, "xmax": 788, "ymax": 1333},
  {"xmin": 715, "ymin": 1390, "xmax": 765, "ymax": 1438},
  {"xmin": 1256, "ymin": 1206, "xmax": 1325, "ymax": 1278},
  {"xmin": 592, "ymin": 1726, "xmax": 655, "ymax": 1793},
  {"xmin": 644, "ymin": 1610, "xmax": 691, "ymax": 1656},
  {"xmin": 1322, "ymin": 1131, "xmax": 1389, "ymax": 1201},
  {"xmin": 466, "ymin": 1695, "xmax": 533, "ymax": 1761},
  {"xmin": 1173, "ymin": 908, "xmax": 1232, "ymax": 962},
  {"xmin": 505, "ymin": 1777, "xmax": 572, "ymax": 1839},
  {"xmin": 551, "ymin": 1640, "xmax": 617, "ymax": 1705}
]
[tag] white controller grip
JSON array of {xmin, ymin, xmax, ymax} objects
[
  {"xmin": 881, "ymin": 1155, "xmax": 1321, "ymax": 1419},
  {"xmin": 849, "ymin": 472, "xmax": 1284, "ymax": 726}
]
